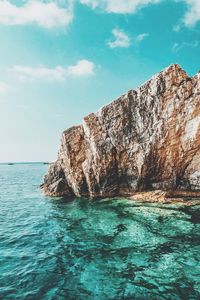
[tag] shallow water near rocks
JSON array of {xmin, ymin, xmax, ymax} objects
[{"xmin": 0, "ymin": 164, "xmax": 200, "ymax": 300}]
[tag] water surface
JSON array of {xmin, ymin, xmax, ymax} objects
[{"xmin": 0, "ymin": 164, "xmax": 199, "ymax": 299}]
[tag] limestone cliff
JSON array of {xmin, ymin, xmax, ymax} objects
[{"xmin": 43, "ymin": 64, "xmax": 200, "ymax": 198}]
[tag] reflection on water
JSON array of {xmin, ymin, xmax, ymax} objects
[{"xmin": 0, "ymin": 164, "xmax": 199, "ymax": 299}]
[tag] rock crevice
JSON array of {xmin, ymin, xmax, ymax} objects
[{"xmin": 43, "ymin": 64, "xmax": 200, "ymax": 198}]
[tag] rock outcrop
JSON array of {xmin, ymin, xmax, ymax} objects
[{"xmin": 43, "ymin": 64, "xmax": 200, "ymax": 198}]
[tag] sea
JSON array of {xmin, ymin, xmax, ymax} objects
[{"xmin": 0, "ymin": 163, "xmax": 199, "ymax": 300}]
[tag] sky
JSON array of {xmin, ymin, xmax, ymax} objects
[{"xmin": 0, "ymin": 0, "xmax": 199, "ymax": 162}]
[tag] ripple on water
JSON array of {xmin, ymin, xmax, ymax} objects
[{"xmin": 0, "ymin": 164, "xmax": 200, "ymax": 299}]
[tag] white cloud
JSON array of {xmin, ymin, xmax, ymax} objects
[
  {"xmin": 0, "ymin": 82, "xmax": 9, "ymax": 94},
  {"xmin": 135, "ymin": 32, "xmax": 149, "ymax": 42},
  {"xmin": 172, "ymin": 40, "xmax": 199, "ymax": 52},
  {"xmin": 10, "ymin": 60, "xmax": 95, "ymax": 81},
  {"xmin": 183, "ymin": 0, "xmax": 200, "ymax": 27},
  {"xmin": 80, "ymin": 1, "xmax": 200, "ymax": 28},
  {"xmin": 0, "ymin": 0, "xmax": 73, "ymax": 29},
  {"xmin": 108, "ymin": 28, "xmax": 131, "ymax": 48},
  {"xmin": 80, "ymin": 0, "xmax": 161, "ymax": 14},
  {"xmin": 173, "ymin": 23, "xmax": 181, "ymax": 32},
  {"xmin": 108, "ymin": 30, "xmax": 149, "ymax": 49},
  {"xmin": 67, "ymin": 59, "xmax": 95, "ymax": 76}
]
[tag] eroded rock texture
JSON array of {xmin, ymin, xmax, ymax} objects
[{"xmin": 43, "ymin": 64, "xmax": 200, "ymax": 198}]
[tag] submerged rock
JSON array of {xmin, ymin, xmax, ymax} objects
[{"xmin": 43, "ymin": 64, "xmax": 200, "ymax": 198}]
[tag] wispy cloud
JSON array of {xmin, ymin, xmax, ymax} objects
[
  {"xmin": 135, "ymin": 33, "xmax": 149, "ymax": 42},
  {"xmin": 173, "ymin": 23, "xmax": 181, "ymax": 32},
  {"xmin": 108, "ymin": 28, "xmax": 131, "ymax": 48},
  {"xmin": 80, "ymin": 0, "xmax": 161, "ymax": 14},
  {"xmin": 81, "ymin": 0, "xmax": 200, "ymax": 29},
  {"xmin": 183, "ymin": 0, "xmax": 200, "ymax": 27},
  {"xmin": 108, "ymin": 29, "xmax": 149, "ymax": 48},
  {"xmin": 0, "ymin": 82, "xmax": 9, "ymax": 94},
  {"xmin": 174, "ymin": 0, "xmax": 200, "ymax": 29},
  {"xmin": 67, "ymin": 60, "xmax": 95, "ymax": 76},
  {"xmin": 0, "ymin": 0, "xmax": 73, "ymax": 29},
  {"xmin": 172, "ymin": 40, "xmax": 199, "ymax": 52},
  {"xmin": 9, "ymin": 60, "xmax": 95, "ymax": 81}
]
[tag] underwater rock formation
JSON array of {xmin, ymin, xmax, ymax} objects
[{"xmin": 43, "ymin": 64, "xmax": 200, "ymax": 198}]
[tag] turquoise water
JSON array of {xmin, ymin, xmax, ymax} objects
[{"xmin": 0, "ymin": 164, "xmax": 200, "ymax": 300}]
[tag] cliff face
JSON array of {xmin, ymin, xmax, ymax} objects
[{"xmin": 43, "ymin": 64, "xmax": 200, "ymax": 198}]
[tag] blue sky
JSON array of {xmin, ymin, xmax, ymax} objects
[{"xmin": 0, "ymin": 0, "xmax": 199, "ymax": 162}]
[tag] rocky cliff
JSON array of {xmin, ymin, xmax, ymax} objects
[{"xmin": 43, "ymin": 64, "xmax": 200, "ymax": 199}]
